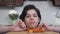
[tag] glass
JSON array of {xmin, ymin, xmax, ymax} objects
[{"xmin": 9, "ymin": 10, "xmax": 18, "ymax": 25}]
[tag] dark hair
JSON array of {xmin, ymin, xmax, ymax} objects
[{"xmin": 19, "ymin": 5, "xmax": 41, "ymax": 24}]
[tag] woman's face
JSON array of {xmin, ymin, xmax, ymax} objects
[{"xmin": 24, "ymin": 9, "xmax": 40, "ymax": 28}]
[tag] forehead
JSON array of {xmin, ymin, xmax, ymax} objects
[{"xmin": 26, "ymin": 9, "xmax": 37, "ymax": 14}]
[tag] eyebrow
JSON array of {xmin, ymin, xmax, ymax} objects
[
  {"xmin": 33, "ymin": 13, "xmax": 37, "ymax": 15},
  {"xmin": 26, "ymin": 14, "xmax": 30, "ymax": 15},
  {"xmin": 26, "ymin": 13, "xmax": 37, "ymax": 17}
]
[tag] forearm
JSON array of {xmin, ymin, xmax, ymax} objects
[
  {"xmin": 0, "ymin": 25, "xmax": 12, "ymax": 33},
  {"xmin": 48, "ymin": 26, "xmax": 60, "ymax": 32}
]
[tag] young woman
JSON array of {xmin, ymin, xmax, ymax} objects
[
  {"xmin": 0, "ymin": 5, "xmax": 60, "ymax": 33},
  {"xmin": 19, "ymin": 5, "xmax": 41, "ymax": 29}
]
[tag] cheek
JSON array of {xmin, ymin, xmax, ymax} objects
[
  {"xmin": 24, "ymin": 18, "xmax": 30, "ymax": 24},
  {"xmin": 35, "ymin": 18, "xmax": 39, "ymax": 22},
  {"xmin": 25, "ymin": 18, "xmax": 29, "ymax": 22},
  {"xmin": 34, "ymin": 18, "xmax": 40, "ymax": 24},
  {"xmin": 24, "ymin": 19, "xmax": 30, "ymax": 27}
]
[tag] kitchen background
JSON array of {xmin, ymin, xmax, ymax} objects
[{"xmin": 0, "ymin": 0, "xmax": 60, "ymax": 26}]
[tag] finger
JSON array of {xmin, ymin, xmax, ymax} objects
[
  {"xmin": 21, "ymin": 28, "xmax": 27, "ymax": 31},
  {"xmin": 13, "ymin": 21, "xmax": 21, "ymax": 27},
  {"xmin": 21, "ymin": 22, "xmax": 26, "ymax": 27},
  {"xmin": 19, "ymin": 19, "xmax": 23, "ymax": 23},
  {"xmin": 14, "ymin": 19, "xmax": 23, "ymax": 26},
  {"xmin": 12, "ymin": 26, "xmax": 22, "ymax": 32},
  {"xmin": 39, "ymin": 22, "xmax": 44, "ymax": 27}
]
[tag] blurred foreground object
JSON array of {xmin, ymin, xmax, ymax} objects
[{"xmin": 8, "ymin": 10, "xmax": 18, "ymax": 25}]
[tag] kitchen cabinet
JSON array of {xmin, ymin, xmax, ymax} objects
[
  {"xmin": 0, "ymin": 0, "xmax": 23, "ymax": 7},
  {"xmin": 52, "ymin": 0, "xmax": 60, "ymax": 7},
  {"xmin": 29, "ymin": 0, "xmax": 47, "ymax": 1}
]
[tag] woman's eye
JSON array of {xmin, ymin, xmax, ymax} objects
[
  {"xmin": 26, "ymin": 16, "xmax": 30, "ymax": 18},
  {"xmin": 34, "ymin": 15, "xmax": 37, "ymax": 17}
]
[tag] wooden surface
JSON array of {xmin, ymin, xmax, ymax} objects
[
  {"xmin": 0, "ymin": 0, "xmax": 23, "ymax": 7},
  {"xmin": 6, "ymin": 31, "xmax": 59, "ymax": 34}
]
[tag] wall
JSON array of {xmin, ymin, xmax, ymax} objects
[{"xmin": 0, "ymin": 1, "xmax": 60, "ymax": 26}]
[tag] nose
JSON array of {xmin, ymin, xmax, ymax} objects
[{"xmin": 30, "ymin": 16, "xmax": 34, "ymax": 20}]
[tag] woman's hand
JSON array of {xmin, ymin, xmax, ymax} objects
[
  {"xmin": 39, "ymin": 23, "xmax": 52, "ymax": 31},
  {"xmin": 11, "ymin": 19, "xmax": 27, "ymax": 32}
]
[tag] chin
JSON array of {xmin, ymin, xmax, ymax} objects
[{"xmin": 29, "ymin": 26, "xmax": 36, "ymax": 28}]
